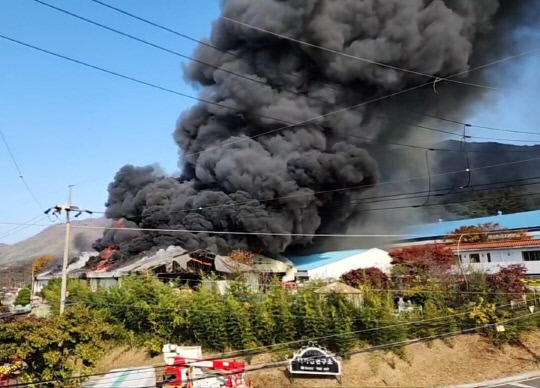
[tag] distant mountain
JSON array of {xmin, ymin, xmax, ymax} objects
[
  {"xmin": 364, "ymin": 140, "xmax": 540, "ymax": 221},
  {"xmin": 0, "ymin": 218, "xmax": 111, "ymax": 268}
]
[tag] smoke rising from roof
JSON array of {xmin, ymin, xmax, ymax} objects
[{"xmin": 95, "ymin": 0, "xmax": 535, "ymax": 257}]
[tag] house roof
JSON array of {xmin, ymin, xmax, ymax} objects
[
  {"xmin": 404, "ymin": 209, "xmax": 540, "ymax": 240},
  {"xmin": 289, "ymin": 249, "xmax": 369, "ymax": 271},
  {"xmin": 447, "ymin": 238, "xmax": 540, "ymax": 251}
]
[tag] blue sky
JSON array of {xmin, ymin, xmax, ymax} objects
[
  {"xmin": 0, "ymin": 0, "xmax": 220, "ymax": 243},
  {"xmin": 1, "ymin": 0, "xmax": 539, "ymax": 244}
]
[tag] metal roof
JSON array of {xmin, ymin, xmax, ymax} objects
[
  {"xmin": 289, "ymin": 249, "xmax": 369, "ymax": 271},
  {"xmin": 405, "ymin": 209, "xmax": 540, "ymax": 240},
  {"xmin": 447, "ymin": 238, "xmax": 540, "ymax": 251}
]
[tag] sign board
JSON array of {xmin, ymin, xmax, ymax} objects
[{"xmin": 288, "ymin": 346, "xmax": 341, "ymax": 376}]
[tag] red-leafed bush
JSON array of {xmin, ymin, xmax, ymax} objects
[
  {"xmin": 487, "ymin": 264, "xmax": 529, "ymax": 297},
  {"xmin": 390, "ymin": 245, "xmax": 455, "ymax": 275},
  {"xmin": 340, "ymin": 267, "xmax": 390, "ymax": 288}
]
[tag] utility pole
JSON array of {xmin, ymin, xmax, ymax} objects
[
  {"xmin": 456, "ymin": 234, "xmax": 469, "ymax": 290},
  {"xmin": 45, "ymin": 186, "xmax": 92, "ymax": 315},
  {"xmin": 59, "ymin": 185, "xmax": 73, "ymax": 315}
]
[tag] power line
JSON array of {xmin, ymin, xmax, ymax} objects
[
  {"xmin": 9, "ymin": 309, "xmax": 539, "ymax": 388},
  {"xmin": 7, "ymin": 300, "xmax": 528, "ymax": 386},
  {"xmin": 2, "ymin": 31, "xmax": 536, "ymax": 166},
  {"xmin": 85, "ymin": 177, "xmax": 540, "ymax": 225},
  {"xmin": 181, "ymin": 48, "xmax": 540, "ymax": 160},
  {"xmin": 0, "ymin": 34, "xmax": 286, "ymax": 125},
  {"xmin": 31, "ymin": 0, "xmax": 333, "ymax": 106},
  {"xmin": 359, "ymin": 190, "xmax": 540, "ymax": 213},
  {"xmin": 0, "ymin": 214, "xmax": 48, "ymax": 241},
  {"xmin": 318, "ymin": 179, "xmax": 540, "ymax": 209},
  {"xmin": 410, "ymin": 111, "xmax": 540, "ymax": 136},
  {"xmin": 35, "ymin": 0, "xmax": 539, "ymax": 143},
  {"xmin": 149, "ymin": 156, "xmax": 540, "ymax": 215},
  {"xmin": 0, "ymin": 129, "xmax": 52, "ymax": 220},
  {"xmin": 107, "ymin": 176, "xmax": 540, "ymax": 217},
  {"xmin": 219, "ymin": 16, "xmax": 503, "ymax": 92},
  {"xmin": 87, "ymin": 0, "xmax": 344, "ymax": 93},
  {"xmin": 3, "ymin": 206, "xmax": 539, "ymax": 237}
]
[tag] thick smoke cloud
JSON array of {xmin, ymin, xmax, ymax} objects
[{"xmin": 96, "ymin": 0, "xmax": 530, "ymax": 256}]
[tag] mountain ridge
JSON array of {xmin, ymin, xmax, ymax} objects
[{"xmin": 0, "ymin": 218, "xmax": 111, "ymax": 268}]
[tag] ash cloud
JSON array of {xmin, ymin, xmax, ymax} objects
[{"xmin": 95, "ymin": 0, "xmax": 534, "ymax": 256}]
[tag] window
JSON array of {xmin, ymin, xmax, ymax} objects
[
  {"xmin": 469, "ymin": 254, "xmax": 480, "ymax": 263},
  {"xmin": 487, "ymin": 253, "xmax": 491, "ymax": 263},
  {"xmin": 522, "ymin": 251, "xmax": 540, "ymax": 261}
]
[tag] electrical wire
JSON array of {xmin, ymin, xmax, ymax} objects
[
  {"xmin": 0, "ymin": 129, "xmax": 52, "ymax": 220},
  {"xmin": 360, "ymin": 190, "xmax": 540, "ymax": 213},
  {"xmin": 2, "ymin": 31, "xmax": 537, "ymax": 166},
  {"xmin": 219, "ymin": 16, "xmax": 503, "ymax": 92},
  {"xmin": 87, "ymin": 0, "xmax": 344, "ymax": 93},
  {"xmin": 8, "ymin": 309, "xmax": 539, "ymax": 388},
  {"xmin": 178, "ymin": 48, "xmax": 540, "ymax": 160},
  {"xmin": 150, "ymin": 156, "xmax": 540, "ymax": 215},
  {"xmin": 4, "ymin": 189, "xmax": 540, "ymax": 236},
  {"xmin": 0, "ymin": 214, "xmax": 49, "ymax": 241},
  {"xmin": 0, "ymin": 34, "xmax": 286, "ymax": 125},
  {"xmin": 31, "ymin": 0, "xmax": 334, "ymax": 106},
  {"xmin": 408, "ymin": 110, "xmax": 540, "ymax": 136},
  {"xmin": 86, "ymin": 175, "xmax": 540, "ymax": 217},
  {"xmin": 21, "ymin": 176, "xmax": 540, "ymax": 221}
]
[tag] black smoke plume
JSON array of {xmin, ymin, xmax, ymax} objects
[{"xmin": 95, "ymin": 0, "xmax": 535, "ymax": 256}]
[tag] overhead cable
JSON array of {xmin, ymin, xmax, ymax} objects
[{"xmin": 219, "ymin": 16, "xmax": 503, "ymax": 92}]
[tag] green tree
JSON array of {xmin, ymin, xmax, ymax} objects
[
  {"xmin": 0, "ymin": 306, "xmax": 114, "ymax": 386},
  {"xmin": 187, "ymin": 286, "xmax": 228, "ymax": 350},
  {"xmin": 249, "ymin": 296, "xmax": 275, "ymax": 346},
  {"xmin": 324, "ymin": 293, "xmax": 355, "ymax": 352},
  {"xmin": 224, "ymin": 296, "xmax": 255, "ymax": 349},
  {"xmin": 42, "ymin": 279, "xmax": 94, "ymax": 315},
  {"xmin": 264, "ymin": 280, "xmax": 296, "ymax": 344},
  {"xmin": 14, "ymin": 288, "xmax": 31, "ymax": 307}
]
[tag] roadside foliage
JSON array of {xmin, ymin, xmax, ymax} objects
[{"xmin": 1, "ymin": 258, "xmax": 538, "ymax": 386}]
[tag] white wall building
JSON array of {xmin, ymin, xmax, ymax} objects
[
  {"xmin": 285, "ymin": 248, "xmax": 393, "ymax": 282},
  {"xmin": 450, "ymin": 239, "xmax": 540, "ymax": 276}
]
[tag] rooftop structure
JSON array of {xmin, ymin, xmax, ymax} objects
[
  {"xmin": 286, "ymin": 248, "xmax": 392, "ymax": 281},
  {"xmin": 403, "ymin": 209, "xmax": 540, "ymax": 242}
]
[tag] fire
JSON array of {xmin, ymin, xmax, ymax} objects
[{"xmin": 94, "ymin": 246, "xmax": 119, "ymax": 272}]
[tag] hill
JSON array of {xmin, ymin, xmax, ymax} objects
[
  {"xmin": 0, "ymin": 218, "xmax": 111, "ymax": 269},
  {"xmin": 91, "ymin": 332, "xmax": 540, "ymax": 387}
]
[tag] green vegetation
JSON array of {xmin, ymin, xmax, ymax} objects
[
  {"xmin": 431, "ymin": 186, "xmax": 540, "ymax": 219},
  {"xmin": 14, "ymin": 287, "xmax": 31, "ymax": 307},
  {"xmin": 0, "ymin": 306, "xmax": 115, "ymax": 386},
  {"xmin": 1, "ymin": 257, "xmax": 539, "ymax": 386}
]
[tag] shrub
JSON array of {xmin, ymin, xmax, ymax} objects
[
  {"xmin": 487, "ymin": 264, "xmax": 529, "ymax": 299},
  {"xmin": 14, "ymin": 288, "xmax": 31, "ymax": 307},
  {"xmin": 389, "ymin": 245, "xmax": 455, "ymax": 277},
  {"xmin": 341, "ymin": 267, "xmax": 390, "ymax": 288},
  {"xmin": 0, "ymin": 306, "xmax": 114, "ymax": 385}
]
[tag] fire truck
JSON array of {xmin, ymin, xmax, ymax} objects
[{"xmin": 160, "ymin": 344, "xmax": 251, "ymax": 388}]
